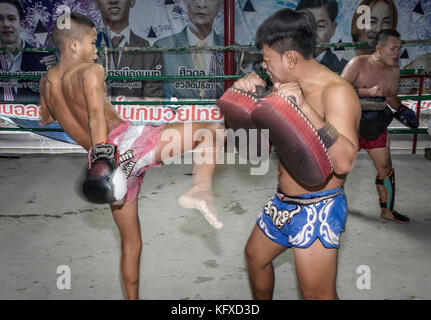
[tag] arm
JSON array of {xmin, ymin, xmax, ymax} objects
[
  {"xmin": 271, "ymin": 81, "xmax": 361, "ymax": 176},
  {"xmin": 386, "ymin": 68, "xmax": 401, "ymax": 109},
  {"xmin": 322, "ymin": 84, "xmax": 361, "ymax": 175},
  {"xmin": 387, "ymin": 68, "xmax": 419, "ymax": 128},
  {"xmin": 38, "ymin": 76, "xmax": 55, "ymax": 126},
  {"xmin": 82, "ymin": 64, "xmax": 108, "ymax": 146}
]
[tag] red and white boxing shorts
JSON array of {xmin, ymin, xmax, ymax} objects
[{"xmin": 108, "ymin": 121, "xmax": 165, "ymax": 203}]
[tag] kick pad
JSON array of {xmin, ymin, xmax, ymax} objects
[
  {"xmin": 252, "ymin": 93, "xmax": 333, "ymax": 187},
  {"xmin": 217, "ymin": 88, "xmax": 269, "ymax": 160}
]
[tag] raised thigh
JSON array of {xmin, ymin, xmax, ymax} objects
[{"xmin": 155, "ymin": 122, "xmax": 220, "ymax": 162}]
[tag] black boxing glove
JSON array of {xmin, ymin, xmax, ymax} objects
[
  {"xmin": 82, "ymin": 143, "xmax": 127, "ymax": 205},
  {"xmin": 394, "ymin": 105, "xmax": 419, "ymax": 129}
]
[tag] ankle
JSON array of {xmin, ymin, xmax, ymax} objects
[{"xmin": 190, "ymin": 182, "xmax": 212, "ymax": 191}]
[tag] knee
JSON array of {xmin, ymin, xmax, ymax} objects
[
  {"xmin": 121, "ymin": 238, "xmax": 142, "ymax": 256},
  {"xmin": 299, "ymin": 285, "xmax": 337, "ymax": 300},
  {"xmin": 377, "ymin": 162, "xmax": 393, "ymax": 178}
]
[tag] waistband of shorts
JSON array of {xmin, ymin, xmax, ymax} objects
[{"xmin": 275, "ymin": 186, "xmax": 344, "ymax": 205}]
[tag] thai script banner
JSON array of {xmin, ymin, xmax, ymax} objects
[{"xmin": 0, "ymin": 103, "xmax": 224, "ymax": 124}]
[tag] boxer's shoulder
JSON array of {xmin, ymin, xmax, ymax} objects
[
  {"xmin": 321, "ymin": 76, "xmax": 353, "ymax": 99},
  {"xmin": 79, "ymin": 63, "xmax": 105, "ymax": 86},
  {"xmin": 346, "ymin": 55, "xmax": 369, "ymax": 68},
  {"xmin": 80, "ymin": 63, "xmax": 104, "ymax": 77},
  {"xmin": 320, "ymin": 78, "xmax": 361, "ymax": 116}
]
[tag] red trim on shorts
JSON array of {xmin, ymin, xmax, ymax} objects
[{"xmin": 358, "ymin": 129, "xmax": 389, "ymax": 150}]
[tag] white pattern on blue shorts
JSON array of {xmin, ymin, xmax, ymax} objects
[{"xmin": 256, "ymin": 188, "xmax": 347, "ymax": 249}]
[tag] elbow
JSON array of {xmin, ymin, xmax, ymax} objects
[
  {"xmin": 331, "ymin": 149, "xmax": 358, "ymax": 176},
  {"xmin": 333, "ymin": 159, "xmax": 354, "ymax": 176}
]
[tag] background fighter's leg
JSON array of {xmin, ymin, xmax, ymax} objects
[
  {"xmin": 110, "ymin": 198, "xmax": 141, "ymax": 300},
  {"xmin": 376, "ymin": 169, "xmax": 395, "ymax": 212},
  {"xmin": 366, "ymin": 147, "xmax": 393, "ymax": 212},
  {"xmin": 244, "ymin": 225, "xmax": 287, "ymax": 299},
  {"xmin": 155, "ymin": 122, "xmax": 224, "ymax": 228},
  {"xmin": 293, "ymin": 240, "xmax": 339, "ymax": 300},
  {"xmin": 366, "ymin": 147, "xmax": 409, "ymax": 224}
]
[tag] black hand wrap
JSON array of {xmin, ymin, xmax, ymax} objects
[{"xmin": 317, "ymin": 121, "xmax": 339, "ymax": 149}]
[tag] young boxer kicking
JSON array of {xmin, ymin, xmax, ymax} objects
[
  {"xmin": 39, "ymin": 13, "xmax": 223, "ymax": 299},
  {"xmin": 219, "ymin": 9, "xmax": 361, "ymax": 299}
]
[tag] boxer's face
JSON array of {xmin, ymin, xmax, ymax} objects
[
  {"xmin": 78, "ymin": 27, "xmax": 98, "ymax": 62},
  {"xmin": 0, "ymin": 3, "xmax": 23, "ymax": 46},
  {"xmin": 377, "ymin": 36, "xmax": 401, "ymax": 67},
  {"xmin": 262, "ymin": 44, "xmax": 289, "ymax": 83},
  {"xmin": 95, "ymin": 0, "xmax": 135, "ymax": 26}
]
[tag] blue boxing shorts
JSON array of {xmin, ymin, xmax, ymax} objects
[{"xmin": 256, "ymin": 186, "xmax": 347, "ymax": 249}]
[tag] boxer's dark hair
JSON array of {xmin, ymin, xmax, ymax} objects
[
  {"xmin": 374, "ymin": 29, "xmax": 401, "ymax": 47},
  {"xmin": 255, "ymin": 8, "xmax": 317, "ymax": 59},
  {"xmin": 295, "ymin": 0, "xmax": 338, "ymax": 22},
  {"xmin": 52, "ymin": 12, "xmax": 96, "ymax": 53},
  {"xmin": 0, "ymin": 0, "xmax": 24, "ymax": 20}
]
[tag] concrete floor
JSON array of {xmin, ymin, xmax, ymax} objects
[{"xmin": 0, "ymin": 145, "xmax": 430, "ymax": 300}]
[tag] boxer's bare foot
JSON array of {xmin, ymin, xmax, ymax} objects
[
  {"xmin": 380, "ymin": 209, "xmax": 410, "ymax": 224},
  {"xmin": 179, "ymin": 184, "xmax": 223, "ymax": 229}
]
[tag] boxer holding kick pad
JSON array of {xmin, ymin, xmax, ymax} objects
[
  {"xmin": 218, "ymin": 85, "xmax": 334, "ymax": 187},
  {"xmin": 225, "ymin": 9, "xmax": 361, "ymax": 300}
]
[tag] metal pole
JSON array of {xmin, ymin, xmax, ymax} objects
[
  {"xmin": 412, "ymin": 76, "xmax": 424, "ymax": 154},
  {"xmin": 224, "ymin": 0, "xmax": 235, "ymax": 90}
]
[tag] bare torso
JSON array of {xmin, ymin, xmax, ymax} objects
[
  {"xmin": 278, "ymin": 66, "xmax": 354, "ymax": 196},
  {"xmin": 349, "ymin": 56, "xmax": 399, "ymax": 110},
  {"xmin": 352, "ymin": 56, "xmax": 398, "ymax": 93},
  {"xmin": 40, "ymin": 62, "xmax": 123, "ymax": 151}
]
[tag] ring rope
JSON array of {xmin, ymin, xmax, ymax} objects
[
  {"xmin": 0, "ymin": 74, "xmax": 245, "ymax": 81},
  {"xmin": 0, "ymin": 69, "xmax": 425, "ymax": 81},
  {"xmin": 1, "ymin": 95, "xmax": 429, "ymax": 106},
  {"xmin": 1, "ymin": 93, "xmax": 430, "ymax": 107},
  {"xmin": 0, "ymin": 127, "xmax": 426, "ymax": 135},
  {"xmin": 1, "ymin": 38, "xmax": 430, "ymax": 54}
]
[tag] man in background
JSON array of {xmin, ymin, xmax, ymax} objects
[
  {"xmin": 342, "ymin": 29, "xmax": 415, "ymax": 224},
  {"xmin": 296, "ymin": 0, "xmax": 348, "ymax": 73},
  {"xmin": 0, "ymin": 0, "xmax": 68, "ymax": 142},
  {"xmin": 94, "ymin": 0, "xmax": 163, "ymax": 100},
  {"xmin": 154, "ymin": 0, "xmax": 225, "ymax": 100},
  {"xmin": 0, "ymin": 0, "xmax": 56, "ymax": 101}
]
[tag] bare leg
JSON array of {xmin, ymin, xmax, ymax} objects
[
  {"xmin": 155, "ymin": 122, "xmax": 225, "ymax": 228},
  {"xmin": 293, "ymin": 240, "xmax": 339, "ymax": 300},
  {"xmin": 244, "ymin": 225, "xmax": 287, "ymax": 299},
  {"xmin": 366, "ymin": 147, "xmax": 408, "ymax": 224},
  {"xmin": 111, "ymin": 198, "xmax": 142, "ymax": 300}
]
